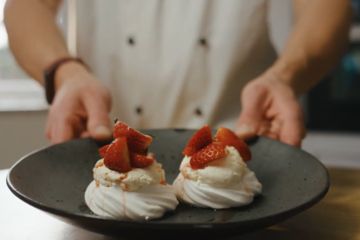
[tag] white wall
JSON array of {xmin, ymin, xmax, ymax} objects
[{"xmin": 0, "ymin": 111, "xmax": 48, "ymax": 169}]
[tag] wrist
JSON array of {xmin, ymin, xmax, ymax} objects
[
  {"xmin": 43, "ymin": 57, "xmax": 89, "ymax": 104},
  {"xmin": 266, "ymin": 58, "xmax": 308, "ymax": 96},
  {"xmin": 54, "ymin": 60, "xmax": 89, "ymax": 90}
]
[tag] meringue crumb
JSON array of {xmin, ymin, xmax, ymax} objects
[
  {"xmin": 95, "ymin": 160, "xmax": 104, "ymax": 168},
  {"xmin": 93, "ymin": 159, "xmax": 166, "ymax": 192}
]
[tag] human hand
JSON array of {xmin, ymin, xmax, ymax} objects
[
  {"xmin": 45, "ymin": 62, "xmax": 112, "ymax": 144},
  {"xmin": 236, "ymin": 72, "xmax": 306, "ymax": 147}
]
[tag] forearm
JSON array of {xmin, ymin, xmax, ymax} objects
[
  {"xmin": 269, "ymin": 0, "xmax": 352, "ymax": 95},
  {"xmin": 4, "ymin": 0, "xmax": 70, "ymax": 84}
]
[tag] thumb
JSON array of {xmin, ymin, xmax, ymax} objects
[
  {"xmin": 236, "ymin": 91, "xmax": 264, "ymax": 139},
  {"xmin": 83, "ymin": 92, "xmax": 112, "ymax": 140},
  {"xmin": 236, "ymin": 109, "xmax": 261, "ymax": 139},
  {"xmin": 279, "ymin": 103, "xmax": 305, "ymax": 147},
  {"xmin": 235, "ymin": 123, "xmax": 257, "ymax": 140}
]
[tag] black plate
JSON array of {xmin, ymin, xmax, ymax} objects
[{"xmin": 7, "ymin": 129, "xmax": 329, "ymax": 238}]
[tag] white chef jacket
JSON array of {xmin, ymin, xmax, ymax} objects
[{"xmin": 75, "ymin": 0, "xmax": 277, "ymax": 129}]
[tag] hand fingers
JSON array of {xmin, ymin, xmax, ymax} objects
[
  {"xmin": 236, "ymin": 102, "xmax": 263, "ymax": 139},
  {"xmin": 82, "ymin": 90, "xmax": 112, "ymax": 140},
  {"xmin": 280, "ymin": 120, "xmax": 305, "ymax": 147},
  {"xmin": 235, "ymin": 124, "xmax": 257, "ymax": 139},
  {"xmin": 236, "ymin": 108, "xmax": 265, "ymax": 139},
  {"xmin": 239, "ymin": 109, "xmax": 305, "ymax": 147},
  {"xmin": 266, "ymin": 131, "xmax": 279, "ymax": 140},
  {"xmin": 46, "ymin": 114, "xmax": 79, "ymax": 144},
  {"xmin": 257, "ymin": 121, "xmax": 271, "ymax": 135},
  {"xmin": 279, "ymin": 105, "xmax": 305, "ymax": 147},
  {"xmin": 238, "ymin": 120, "xmax": 279, "ymax": 141},
  {"xmin": 46, "ymin": 102, "xmax": 88, "ymax": 143},
  {"xmin": 264, "ymin": 120, "xmax": 280, "ymax": 140},
  {"xmin": 81, "ymin": 131, "xmax": 91, "ymax": 138},
  {"xmin": 236, "ymin": 84, "xmax": 268, "ymax": 139}
]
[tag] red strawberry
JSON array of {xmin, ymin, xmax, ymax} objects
[
  {"xmin": 98, "ymin": 144, "xmax": 110, "ymax": 158},
  {"xmin": 104, "ymin": 137, "xmax": 132, "ymax": 173},
  {"xmin": 214, "ymin": 127, "xmax": 251, "ymax": 161},
  {"xmin": 130, "ymin": 153, "xmax": 154, "ymax": 168},
  {"xmin": 190, "ymin": 142, "xmax": 227, "ymax": 169},
  {"xmin": 183, "ymin": 125, "xmax": 212, "ymax": 156},
  {"xmin": 113, "ymin": 121, "xmax": 152, "ymax": 153}
]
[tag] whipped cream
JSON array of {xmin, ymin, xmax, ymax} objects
[
  {"xmin": 173, "ymin": 146, "xmax": 262, "ymax": 209},
  {"xmin": 85, "ymin": 159, "xmax": 178, "ymax": 220}
]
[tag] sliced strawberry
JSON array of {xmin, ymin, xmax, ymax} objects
[
  {"xmin": 104, "ymin": 137, "xmax": 132, "ymax": 173},
  {"xmin": 214, "ymin": 127, "xmax": 251, "ymax": 161},
  {"xmin": 130, "ymin": 153, "xmax": 154, "ymax": 168},
  {"xmin": 183, "ymin": 125, "xmax": 213, "ymax": 156},
  {"xmin": 113, "ymin": 121, "xmax": 152, "ymax": 153},
  {"xmin": 98, "ymin": 144, "xmax": 110, "ymax": 158},
  {"xmin": 190, "ymin": 142, "xmax": 227, "ymax": 169}
]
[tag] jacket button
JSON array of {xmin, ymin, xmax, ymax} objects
[
  {"xmin": 199, "ymin": 38, "xmax": 207, "ymax": 47},
  {"xmin": 135, "ymin": 106, "xmax": 143, "ymax": 115},
  {"xmin": 128, "ymin": 36, "xmax": 135, "ymax": 46},
  {"xmin": 194, "ymin": 107, "xmax": 203, "ymax": 116}
]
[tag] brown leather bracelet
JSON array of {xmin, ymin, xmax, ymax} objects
[{"xmin": 43, "ymin": 57, "xmax": 86, "ymax": 104}]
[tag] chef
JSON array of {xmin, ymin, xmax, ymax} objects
[{"xmin": 4, "ymin": 0, "xmax": 350, "ymax": 146}]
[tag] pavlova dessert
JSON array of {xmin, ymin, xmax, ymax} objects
[
  {"xmin": 85, "ymin": 121, "xmax": 178, "ymax": 221},
  {"xmin": 173, "ymin": 125, "xmax": 262, "ymax": 209}
]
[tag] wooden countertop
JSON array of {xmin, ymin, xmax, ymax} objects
[
  {"xmin": 243, "ymin": 167, "xmax": 360, "ymax": 240},
  {"xmin": 1, "ymin": 168, "xmax": 360, "ymax": 240}
]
